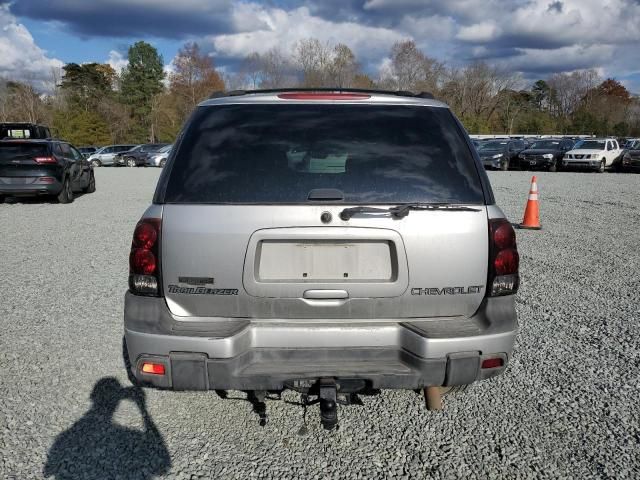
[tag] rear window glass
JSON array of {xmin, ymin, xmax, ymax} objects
[
  {"xmin": 0, "ymin": 143, "xmax": 48, "ymax": 161},
  {"xmin": 164, "ymin": 104, "xmax": 484, "ymax": 204}
]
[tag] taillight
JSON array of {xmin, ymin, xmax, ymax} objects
[
  {"xmin": 488, "ymin": 219, "xmax": 519, "ymax": 296},
  {"xmin": 277, "ymin": 92, "xmax": 371, "ymax": 100},
  {"xmin": 141, "ymin": 362, "xmax": 165, "ymax": 375},
  {"xmin": 481, "ymin": 357, "xmax": 504, "ymax": 369},
  {"xmin": 34, "ymin": 156, "xmax": 57, "ymax": 164},
  {"xmin": 129, "ymin": 218, "xmax": 162, "ymax": 296}
]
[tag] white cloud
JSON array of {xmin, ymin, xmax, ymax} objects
[
  {"xmin": 456, "ymin": 22, "xmax": 500, "ymax": 42},
  {"xmin": 208, "ymin": 4, "xmax": 405, "ymax": 65},
  {"xmin": 0, "ymin": 4, "xmax": 63, "ymax": 92},
  {"xmin": 106, "ymin": 50, "xmax": 128, "ymax": 73}
]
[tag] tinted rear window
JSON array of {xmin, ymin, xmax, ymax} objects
[
  {"xmin": 0, "ymin": 143, "xmax": 49, "ymax": 162},
  {"xmin": 163, "ymin": 104, "xmax": 484, "ymax": 204}
]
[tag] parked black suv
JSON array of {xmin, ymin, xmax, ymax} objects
[
  {"xmin": 1, "ymin": 122, "xmax": 51, "ymax": 140},
  {"xmin": 115, "ymin": 144, "xmax": 169, "ymax": 167},
  {"xmin": 621, "ymin": 139, "xmax": 640, "ymax": 172},
  {"xmin": 518, "ymin": 138, "xmax": 575, "ymax": 172},
  {"xmin": 0, "ymin": 140, "xmax": 95, "ymax": 203},
  {"xmin": 478, "ymin": 139, "xmax": 526, "ymax": 170}
]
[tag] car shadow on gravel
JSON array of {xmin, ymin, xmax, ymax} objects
[{"xmin": 43, "ymin": 377, "xmax": 171, "ymax": 480}]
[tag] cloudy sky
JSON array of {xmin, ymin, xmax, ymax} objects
[{"xmin": 1, "ymin": 0, "xmax": 639, "ymax": 92}]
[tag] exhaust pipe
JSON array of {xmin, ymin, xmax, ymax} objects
[{"xmin": 424, "ymin": 386, "xmax": 443, "ymax": 411}]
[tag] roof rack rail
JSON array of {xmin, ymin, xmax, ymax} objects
[{"xmin": 208, "ymin": 88, "xmax": 436, "ymax": 100}]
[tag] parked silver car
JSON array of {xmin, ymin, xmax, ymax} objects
[
  {"xmin": 87, "ymin": 144, "xmax": 137, "ymax": 167},
  {"xmin": 145, "ymin": 144, "xmax": 172, "ymax": 167},
  {"xmin": 123, "ymin": 89, "xmax": 519, "ymax": 429}
]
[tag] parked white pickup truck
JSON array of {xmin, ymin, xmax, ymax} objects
[{"xmin": 563, "ymin": 138, "xmax": 622, "ymax": 172}]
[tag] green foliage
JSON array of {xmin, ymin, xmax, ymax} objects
[
  {"xmin": 61, "ymin": 63, "xmax": 116, "ymax": 111},
  {"xmin": 52, "ymin": 109, "xmax": 112, "ymax": 146},
  {"xmin": 120, "ymin": 41, "xmax": 165, "ymax": 140}
]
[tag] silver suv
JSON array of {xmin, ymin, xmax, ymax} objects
[{"xmin": 123, "ymin": 89, "xmax": 519, "ymax": 429}]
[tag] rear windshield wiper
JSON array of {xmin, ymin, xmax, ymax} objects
[{"xmin": 339, "ymin": 203, "xmax": 481, "ymax": 220}]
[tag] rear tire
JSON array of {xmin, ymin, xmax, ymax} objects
[
  {"xmin": 83, "ymin": 171, "xmax": 96, "ymax": 193},
  {"xmin": 57, "ymin": 178, "xmax": 74, "ymax": 204}
]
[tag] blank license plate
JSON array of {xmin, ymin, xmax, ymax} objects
[{"xmin": 257, "ymin": 241, "xmax": 394, "ymax": 282}]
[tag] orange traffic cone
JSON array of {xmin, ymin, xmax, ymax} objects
[{"xmin": 518, "ymin": 176, "xmax": 541, "ymax": 230}]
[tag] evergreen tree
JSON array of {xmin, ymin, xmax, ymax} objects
[{"xmin": 120, "ymin": 41, "xmax": 164, "ymax": 141}]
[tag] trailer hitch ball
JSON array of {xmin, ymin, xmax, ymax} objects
[{"xmin": 319, "ymin": 378, "xmax": 339, "ymax": 430}]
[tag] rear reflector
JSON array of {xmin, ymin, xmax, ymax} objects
[
  {"xmin": 481, "ymin": 357, "xmax": 504, "ymax": 369},
  {"xmin": 35, "ymin": 177, "xmax": 55, "ymax": 184},
  {"xmin": 141, "ymin": 362, "xmax": 165, "ymax": 375},
  {"xmin": 277, "ymin": 93, "xmax": 371, "ymax": 100},
  {"xmin": 34, "ymin": 156, "xmax": 57, "ymax": 164}
]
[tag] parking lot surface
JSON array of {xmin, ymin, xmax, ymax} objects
[{"xmin": 1, "ymin": 169, "xmax": 639, "ymax": 479}]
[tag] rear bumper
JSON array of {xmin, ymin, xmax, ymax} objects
[
  {"xmin": 124, "ymin": 293, "xmax": 518, "ymax": 391},
  {"xmin": 0, "ymin": 180, "xmax": 62, "ymax": 196}
]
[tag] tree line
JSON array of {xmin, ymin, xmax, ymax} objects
[{"xmin": 1, "ymin": 38, "xmax": 638, "ymax": 146}]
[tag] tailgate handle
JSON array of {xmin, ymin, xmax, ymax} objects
[{"xmin": 303, "ymin": 289, "xmax": 349, "ymax": 300}]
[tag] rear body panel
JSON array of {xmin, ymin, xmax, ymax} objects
[
  {"xmin": 161, "ymin": 205, "xmax": 488, "ymax": 319},
  {"xmin": 0, "ymin": 142, "xmax": 63, "ymax": 196}
]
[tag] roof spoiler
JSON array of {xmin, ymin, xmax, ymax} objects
[{"xmin": 209, "ymin": 88, "xmax": 435, "ymax": 100}]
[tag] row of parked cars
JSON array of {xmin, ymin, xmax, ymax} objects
[
  {"xmin": 473, "ymin": 136, "xmax": 640, "ymax": 173},
  {"xmin": 79, "ymin": 144, "xmax": 173, "ymax": 168}
]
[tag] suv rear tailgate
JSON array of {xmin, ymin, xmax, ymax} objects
[{"xmin": 161, "ymin": 204, "xmax": 488, "ymax": 319}]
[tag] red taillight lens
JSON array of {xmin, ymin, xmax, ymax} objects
[
  {"xmin": 277, "ymin": 92, "xmax": 371, "ymax": 100},
  {"xmin": 34, "ymin": 156, "xmax": 57, "ymax": 164},
  {"xmin": 131, "ymin": 248, "xmax": 156, "ymax": 275},
  {"xmin": 133, "ymin": 222, "xmax": 158, "ymax": 249},
  {"xmin": 493, "ymin": 223, "xmax": 516, "ymax": 249},
  {"xmin": 481, "ymin": 357, "xmax": 504, "ymax": 369},
  {"xmin": 488, "ymin": 219, "xmax": 519, "ymax": 296},
  {"xmin": 141, "ymin": 362, "xmax": 165, "ymax": 375},
  {"xmin": 129, "ymin": 218, "xmax": 161, "ymax": 296},
  {"xmin": 494, "ymin": 249, "xmax": 519, "ymax": 275}
]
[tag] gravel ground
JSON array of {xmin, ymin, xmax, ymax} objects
[{"xmin": 1, "ymin": 168, "xmax": 639, "ymax": 480}]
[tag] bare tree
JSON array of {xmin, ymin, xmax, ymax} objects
[
  {"xmin": 260, "ymin": 48, "xmax": 292, "ymax": 88},
  {"xmin": 330, "ymin": 44, "xmax": 358, "ymax": 88},
  {"xmin": 170, "ymin": 42, "xmax": 225, "ymax": 120},
  {"xmin": 239, "ymin": 52, "xmax": 263, "ymax": 89},
  {"xmin": 294, "ymin": 38, "xmax": 333, "ymax": 87},
  {"xmin": 547, "ymin": 70, "xmax": 600, "ymax": 121},
  {"xmin": 379, "ymin": 40, "xmax": 445, "ymax": 93}
]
